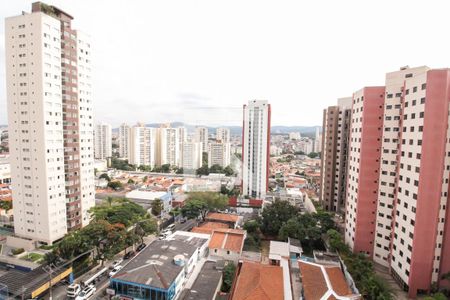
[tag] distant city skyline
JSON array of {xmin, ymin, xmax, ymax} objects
[{"xmin": 1, "ymin": 0, "xmax": 450, "ymax": 127}]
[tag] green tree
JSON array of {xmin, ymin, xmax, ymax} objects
[
  {"xmin": 43, "ymin": 251, "xmax": 59, "ymax": 266},
  {"xmin": 176, "ymin": 167, "xmax": 184, "ymax": 174},
  {"xmin": 202, "ymin": 152, "xmax": 208, "ymax": 166},
  {"xmin": 221, "ymin": 262, "xmax": 236, "ymax": 292},
  {"xmin": 209, "ymin": 164, "xmax": 224, "ymax": 174},
  {"xmin": 108, "ymin": 181, "xmax": 123, "ymax": 190},
  {"xmin": 161, "ymin": 164, "xmax": 171, "ymax": 173},
  {"xmin": 243, "ymin": 219, "xmax": 261, "ymax": 234},
  {"xmin": 89, "ymin": 199, "xmax": 147, "ymax": 227},
  {"xmin": 424, "ymin": 293, "xmax": 448, "ymax": 300},
  {"xmin": 261, "ymin": 200, "xmax": 298, "ymax": 236},
  {"xmin": 187, "ymin": 192, "xmax": 228, "ymax": 214},
  {"xmin": 134, "ymin": 219, "xmax": 157, "ymax": 244},
  {"xmin": 307, "ymin": 152, "xmax": 319, "ymax": 159},
  {"xmin": 127, "ymin": 178, "xmax": 135, "ymax": 184},
  {"xmin": 196, "ymin": 165, "xmax": 209, "ymax": 176},
  {"xmin": 224, "ymin": 165, "xmax": 234, "ymax": 176},
  {"xmin": 99, "ymin": 173, "xmax": 111, "ymax": 182},
  {"xmin": 0, "ymin": 200, "xmax": 12, "ymax": 212},
  {"xmin": 181, "ymin": 199, "xmax": 208, "ymax": 220},
  {"xmin": 151, "ymin": 199, "xmax": 164, "ymax": 216},
  {"xmin": 111, "ymin": 158, "xmax": 135, "ymax": 171}
]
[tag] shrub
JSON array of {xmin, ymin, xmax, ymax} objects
[{"xmin": 12, "ymin": 248, "xmax": 25, "ymax": 255}]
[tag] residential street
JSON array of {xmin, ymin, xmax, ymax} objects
[{"xmin": 41, "ymin": 235, "xmax": 156, "ymax": 300}]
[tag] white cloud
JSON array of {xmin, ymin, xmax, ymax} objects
[{"xmin": 1, "ymin": 0, "xmax": 450, "ymax": 127}]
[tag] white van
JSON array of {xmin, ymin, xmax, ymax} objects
[{"xmin": 67, "ymin": 284, "xmax": 81, "ymax": 298}]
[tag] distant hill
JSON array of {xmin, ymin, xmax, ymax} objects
[{"xmin": 112, "ymin": 123, "xmax": 321, "ymax": 136}]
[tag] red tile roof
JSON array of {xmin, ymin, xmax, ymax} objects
[
  {"xmin": 206, "ymin": 212, "xmax": 239, "ymax": 223},
  {"xmin": 231, "ymin": 261, "xmax": 284, "ymax": 300},
  {"xmin": 209, "ymin": 228, "xmax": 246, "ymax": 253},
  {"xmin": 298, "ymin": 261, "xmax": 360, "ymax": 300}
]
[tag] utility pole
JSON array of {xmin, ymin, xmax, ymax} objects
[{"xmin": 43, "ymin": 264, "xmax": 54, "ymax": 300}]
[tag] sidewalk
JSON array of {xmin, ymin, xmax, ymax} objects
[{"xmin": 373, "ymin": 263, "xmax": 409, "ymax": 300}]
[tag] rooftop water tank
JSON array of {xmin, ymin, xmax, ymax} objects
[{"xmin": 173, "ymin": 254, "xmax": 185, "ymax": 266}]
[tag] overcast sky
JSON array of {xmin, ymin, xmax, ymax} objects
[{"xmin": 1, "ymin": 0, "xmax": 450, "ymax": 127}]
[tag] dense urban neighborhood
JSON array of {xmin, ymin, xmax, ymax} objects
[{"xmin": 0, "ymin": 1, "xmax": 450, "ymax": 300}]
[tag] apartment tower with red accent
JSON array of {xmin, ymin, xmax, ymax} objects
[
  {"xmin": 344, "ymin": 66, "xmax": 450, "ymax": 297},
  {"xmin": 345, "ymin": 87, "xmax": 385, "ymax": 256},
  {"xmin": 5, "ymin": 2, "xmax": 94, "ymax": 244}
]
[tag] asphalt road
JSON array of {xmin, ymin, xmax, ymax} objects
[
  {"xmin": 41, "ymin": 235, "xmax": 157, "ymax": 300},
  {"xmin": 38, "ymin": 219, "xmax": 195, "ymax": 300}
]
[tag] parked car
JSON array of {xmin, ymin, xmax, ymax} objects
[
  {"xmin": 136, "ymin": 243, "xmax": 146, "ymax": 252},
  {"xmin": 165, "ymin": 224, "xmax": 176, "ymax": 231},
  {"xmin": 123, "ymin": 250, "xmax": 135, "ymax": 260},
  {"xmin": 109, "ymin": 265, "xmax": 123, "ymax": 277},
  {"xmin": 75, "ymin": 285, "xmax": 96, "ymax": 300},
  {"xmin": 180, "ymin": 218, "xmax": 186, "ymax": 224},
  {"xmin": 67, "ymin": 284, "xmax": 81, "ymax": 298},
  {"xmin": 110, "ymin": 258, "xmax": 123, "ymax": 269},
  {"xmin": 158, "ymin": 231, "xmax": 172, "ymax": 240}
]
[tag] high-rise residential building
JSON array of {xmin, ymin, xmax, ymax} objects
[
  {"xmin": 314, "ymin": 127, "xmax": 322, "ymax": 153},
  {"xmin": 5, "ymin": 2, "xmax": 94, "ymax": 243},
  {"xmin": 208, "ymin": 141, "xmax": 230, "ymax": 168},
  {"xmin": 118, "ymin": 123, "xmax": 131, "ymax": 159},
  {"xmin": 94, "ymin": 123, "xmax": 112, "ymax": 159},
  {"xmin": 372, "ymin": 66, "xmax": 450, "ymax": 297},
  {"xmin": 216, "ymin": 127, "xmax": 230, "ymax": 143},
  {"xmin": 129, "ymin": 124, "xmax": 156, "ymax": 167},
  {"xmin": 288, "ymin": 132, "xmax": 301, "ymax": 140},
  {"xmin": 296, "ymin": 137, "xmax": 314, "ymax": 154},
  {"xmin": 345, "ymin": 86, "xmax": 385, "ymax": 257},
  {"xmin": 195, "ymin": 126, "xmax": 209, "ymax": 152},
  {"xmin": 242, "ymin": 100, "xmax": 271, "ymax": 199},
  {"xmin": 177, "ymin": 126, "xmax": 187, "ymax": 167},
  {"xmin": 159, "ymin": 126, "xmax": 180, "ymax": 167},
  {"xmin": 182, "ymin": 141, "xmax": 203, "ymax": 171},
  {"xmin": 319, "ymin": 97, "xmax": 352, "ymax": 213},
  {"xmin": 343, "ymin": 66, "xmax": 450, "ymax": 297}
]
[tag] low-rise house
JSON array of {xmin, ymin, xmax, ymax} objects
[
  {"xmin": 268, "ymin": 241, "xmax": 293, "ymax": 300},
  {"xmin": 205, "ymin": 212, "xmax": 241, "ymax": 228},
  {"xmin": 191, "ymin": 222, "xmax": 229, "ymax": 235},
  {"xmin": 298, "ymin": 260, "xmax": 361, "ymax": 300},
  {"xmin": 110, "ymin": 231, "xmax": 209, "ymax": 300},
  {"xmin": 230, "ymin": 261, "xmax": 285, "ymax": 300},
  {"xmin": 208, "ymin": 229, "xmax": 246, "ymax": 263},
  {"xmin": 125, "ymin": 190, "xmax": 172, "ymax": 215}
]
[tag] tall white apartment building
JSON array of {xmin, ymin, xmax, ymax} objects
[
  {"xmin": 208, "ymin": 142, "xmax": 231, "ymax": 168},
  {"xmin": 242, "ymin": 100, "xmax": 271, "ymax": 199},
  {"xmin": 216, "ymin": 127, "xmax": 230, "ymax": 143},
  {"xmin": 182, "ymin": 141, "xmax": 203, "ymax": 171},
  {"xmin": 94, "ymin": 123, "xmax": 112, "ymax": 159},
  {"xmin": 129, "ymin": 124, "xmax": 156, "ymax": 167},
  {"xmin": 195, "ymin": 127, "xmax": 209, "ymax": 152},
  {"xmin": 289, "ymin": 132, "xmax": 301, "ymax": 140},
  {"xmin": 5, "ymin": 2, "xmax": 95, "ymax": 244},
  {"xmin": 177, "ymin": 126, "xmax": 187, "ymax": 166},
  {"xmin": 118, "ymin": 123, "xmax": 131, "ymax": 159},
  {"xmin": 159, "ymin": 126, "xmax": 180, "ymax": 167},
  {"xmin": 314, "ymin": 127, "xmax": 322, "ymax": 153}
]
